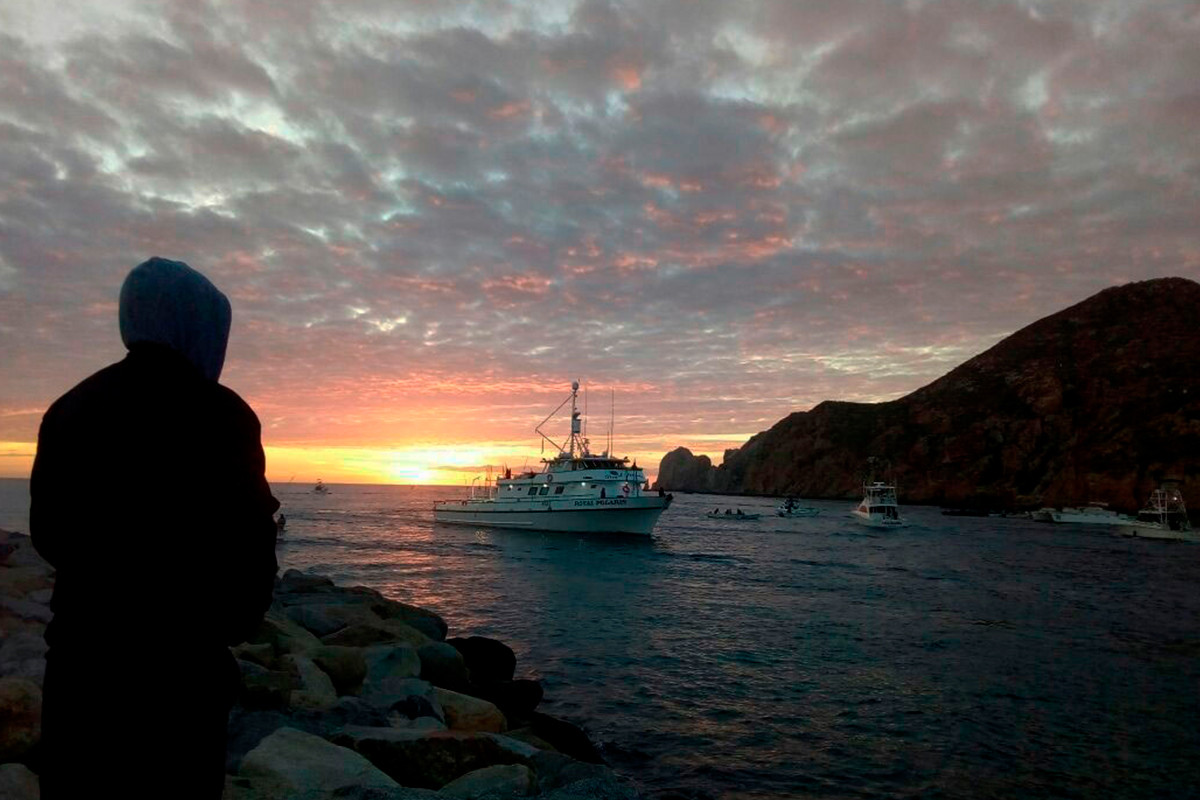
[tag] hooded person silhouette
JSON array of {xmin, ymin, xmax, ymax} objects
[{"xmin": 31, "ymin": 257, "xmax": 279, "ymax": 798}]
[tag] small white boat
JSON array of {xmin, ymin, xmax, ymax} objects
[
  {"xmin": 706, "ymin": 510, "xmax": 762, "ymax": 520},
  {"xmin": 1049, "ymin": 504, "xmax": 1128, "ymax": 526},
  {"xmin": 852, "ymin": 482, "xmax": 905, "ymax": 528},
  {"xmin": 433, "ymin": 382, "xmax": 672, "ymax": 535},
  {"xmin": 1121, "ymin": 485, "xmax": 1196, "ymax": 541},
  {"xmin": 776, "ymin": 499, "xmax": 820, "ymax": 518}
]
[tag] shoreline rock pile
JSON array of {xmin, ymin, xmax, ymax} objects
[{"xmin": 0, "ymin": 527, "xmax": 640, "ymax": 800}]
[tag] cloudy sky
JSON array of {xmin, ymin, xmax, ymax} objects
[{"xmin": 1, "ymin": 0, "xmax": 1197, "ymax": 484}]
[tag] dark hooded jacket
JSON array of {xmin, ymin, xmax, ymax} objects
[{"xmin": 31, "ymin": 258, "xmax": 278, "ymax": 650}]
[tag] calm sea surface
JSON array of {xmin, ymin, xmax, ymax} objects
[{"xmin": 2, "ymin": 477, "xmax": 1199, "ymax": 799}]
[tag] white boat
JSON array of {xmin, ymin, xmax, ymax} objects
[
  {"xmin": 776, "ymin": 498, "xmax": 820, "ymax": 518},
  {"xmin": 1121, "ymin": 485, "xmax": 1197, "ymax": 541},
  {"xmin": 1049, "ymin": 504, "xmax": 1128, "ymax": 526},
  {"xmin": 433, "ymin": 382, "xmax": 672, "ymax": 535},
  {"xmin": 852, "ymin": 482, "xmax": 906, "ymax": 528}
]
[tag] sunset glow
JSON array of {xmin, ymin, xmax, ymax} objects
[{"xmin": 1, "ymin": 1, "xmax": 1197, "ymax": 486}]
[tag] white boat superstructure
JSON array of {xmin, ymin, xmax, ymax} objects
[
  {"xmin": 776, "ymin": 498, "xmax": 820, "ymax": 518},
  {"xmin": 1049, "ymin": 504, "xmax": 1128, "ymax": 526},
  {"xmin": 433, "ymin": 382, "xmax": 672, "ymax": 535},
  {"xmin": 1122, "ymin": 485, "xmax": 1196, "ymax": 541},
  {"xmin": 852, "ymin": 481, "xmax": 905, "ymax": 528}
]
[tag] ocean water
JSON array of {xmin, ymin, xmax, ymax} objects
[{"xmin": 3, "ymin": 477, "xmax": 1199, "ymax": 799}]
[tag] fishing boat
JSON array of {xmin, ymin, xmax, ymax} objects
[
  {"xmin": 313, "ymin": 479, "xmax": 330, "ymax": 495},
  {"xmin": 851, "ymin": 481, "xmax": 906, "ymax": 528},
  {"xmin": 1121, "ymin": 485, "xmax": 1197, "ymax": 541},
  {"xmin": 433, "ymin": 382, "xmax": 672, "ymax": 535},
  {"xmin": 776, "ymin": 498, "xmax": 820, "ymax": 518}
]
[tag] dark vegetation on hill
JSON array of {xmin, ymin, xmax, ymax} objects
[{"xmin": 657, "ymin": 277, "xmax": 1200, "ymax": 511}]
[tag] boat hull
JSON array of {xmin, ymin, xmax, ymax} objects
[
  {"xmin": 1120, "ymin": 523, "xmax": 1200, "ymax": 542},
  {"xmin": 433, "ymin": 496, "xmax": 671, "ymax": 535},
  {"xmin": 851, "ymin": 511, "xmax": 906, "ymax": 528}
]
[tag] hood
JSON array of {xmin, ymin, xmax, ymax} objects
[{"xmin": 118, "ymin": 257, "xmax": 232, "ymax": 382}]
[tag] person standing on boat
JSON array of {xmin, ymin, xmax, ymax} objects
[{"xmin": 30, "ymin": 257, "xmax": 279, "ymax": 798}]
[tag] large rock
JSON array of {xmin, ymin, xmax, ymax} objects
[
  {"xmin": 473, "ymin": 680, "xmax": 543, "ymax": 720},
  {"xmin": 245, "ymin": 611, "xmax": 324, "ymax": 658},
  {"xmin": 0, "ymin": 763, "xmax": 39, "ymax": 800},
  {"xmin": 418, "ymin": 642, "xmax": 471, "ymax": 691},
  {"xmin": 0, "ymin": 677, "xmax": 42, "ymax": 762},
  {"xmin": 321, "ymin": 619, "xmax": 430, "ymax": 649},
  {"xmin": 0, "ymin": 631, "xmax": 49, "ymax": 686},
  {"xmin": 238, "ymin": 727, "xmax": 402, "ymax": 799},
  {"xmin": 0, "ymin": 565, "xmax": 54, "ymax": 599},
  {"xmin": 329, "ymin": 727, "xmax": 539, "ymax": 790},
  {"xmin": 282, "ymin": 654, "xmax": 339, "ymax": 711},
  {"xmin": 439, "ymin": 763, "xmax": 535, "ymax": 799},
  {"xmin": 310, "ymin": 645, "xmax": 367, "ymax": 696},
  {"xmin": 447, "ymin": 637, "xmax": 515, "ymax": 685},
  {"xmin": 435, "ymin": 688, "xmax": 506, "ymax": 734},
  {"xmin": 526, "ymin": 713, "xmax": 605, "ymax": 765},
  {"xmin": 361, "ymin": 645, "xmax": 422, "ymax": 689}
]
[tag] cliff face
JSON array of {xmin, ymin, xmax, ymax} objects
[{"xmin": 657, "ymin": 277, "xmax": 1200, "ymax": 510}]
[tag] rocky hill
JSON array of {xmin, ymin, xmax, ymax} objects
[{"xmin": 657, "ymin": 277, "xmax": 1200, "ymax": 510}]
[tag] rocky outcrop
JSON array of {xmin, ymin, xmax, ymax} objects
[
  {"xmin": 0, "ymin": 528, "xmax": 642, "ymax": 799},
  {"xmin": 658, "ymin": 277, "xmax": 1200, "ymax": 511}
]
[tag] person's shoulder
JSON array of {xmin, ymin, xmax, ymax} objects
[
  {"xmin": 212, "ymin": 383, "xmax": 262, "ymax": 430},
  {"xmin": 41, "ymin": 360, "xmax": 131, "ymax": 422}
]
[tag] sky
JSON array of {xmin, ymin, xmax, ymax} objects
[{"xmin": 1, "ymin": 0, "xmax": 1198, "ymax": 485}]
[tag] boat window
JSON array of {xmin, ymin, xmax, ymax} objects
[
  {"xmin": 527, "ymin": 487, "xmax": 538, "ymax": 496},
  {"xmin": 554, "ymin": 485, "xmax": 565, "ymax": 495},
  {"xmin": 538, "ymin": 486, "xmax": 550, "ymax": 496}
]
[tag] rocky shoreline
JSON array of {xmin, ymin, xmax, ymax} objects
[{"xmin": 0, "ymin": 527, "xmax": 642, "ymax": 800}]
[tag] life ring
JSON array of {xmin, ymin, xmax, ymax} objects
[{"xmin": 621, "ymin": 483, "xmax": 631, "ymax": 496}]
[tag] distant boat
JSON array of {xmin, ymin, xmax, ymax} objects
[
  {"xmin": 313, "ymin": 479, "xmax": 330, "ymax": 494},
  {"xmin": 1121, "ymin": 485, "xmax": 1197, "ymax": 541},
  {"xmin": 1031, "ymin": 508, "xmax": 1056, "ymax": 522},
  {"xmin": 776, "ymin": 498, "xmax": 820, "ymax": 518},
  {"xmin": 1049, "ymin": 504, "xmax": 1126, "ymax": 526},
  {"xmin": 706, "ymin": 510, "xmax": 762, "ymax": 520},
  {"xmin": 852, "ymin": 481, "xmax": 906, "ymax": 528}
]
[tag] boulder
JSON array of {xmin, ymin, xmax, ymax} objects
[
  {"xmin": 364, "ymin": 676, "xmax": 442, "ymax": 723},
  {"xmin": 0, "ymin": 596, "xmax": 53, "ymax": 625},
  {"xmin": 0, "ymin": 565, "xmax": 54, "ymax": 598},
  {"xmin": 473, "ymin": 680, "xmax": 543, "ymax": 720},
  {"xmin": 0, "ymin": 631, "xmax": 49, "ymax": 686},
  {"xmin": 528, "ymin": 751, "xmax": 616, "ymax": 793},
  {"xmin": 418, "ymin": 642, "xmax": 471, "ymax": 691},
  {"xmin": 360, "ymin": 645, "xmax": 421, "ymax": 691},
  {"xmin": 238, "ymin": 727, "xmax": 402, "ymax": 799},
  {"xmin": 239, "ymin": 667, "xmax": 301, "ymax": 710},
  {"xmin": 0, "ymin": 763, "xmax": 39, "ymax": 800},
  {"xmin": 284, "ymin": 604, "xmax": 351, "ymax": 638},
  {"xmin": 372, "ymin": 599, "xmax": 448, "ymax": 642},
  {"xmin": 0, "ymin": 677, "xmax": 42, "ymax": 762},
  {"xmin": 278, "ymin": 569, "xmax": 336, "ymax": 593},
  {"xmin": 435, "ymin": 688, "xmax": 506, "ymax": 734},
  {"xmin": 282, "ymin": 654, "xmax": 339, "ymax": 711},
  {"xmin": 310, "ymin": 645, "xmax": 367, "ymax": 696},
  {"xmin": 540, "ymin": 775, "xmax": 640, "ymax": 800},
  {"xmin": 527, "ymin": 713, "xmax": 605, "ymax": 765},
  {"xmin": 439, "ymin": 763, "xmax": 535, "ymax": 799},
  {"xmin": 245, "ymin": 611, "xmax": 324, "ymax": 657},
  {"xmin": 447, "ymin": 638, "xmax": 515, "ymax": 685},
  {"xmin": 329, "ymin": 727, "xmax": 539, "ymax": 790},
  {"xmin": 233, "ymin": 642, "xmax": 276, "ymax": 669},
  {"xmin": 321, "ymin": 619, "xmax": 430, "ymax": 649}
]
